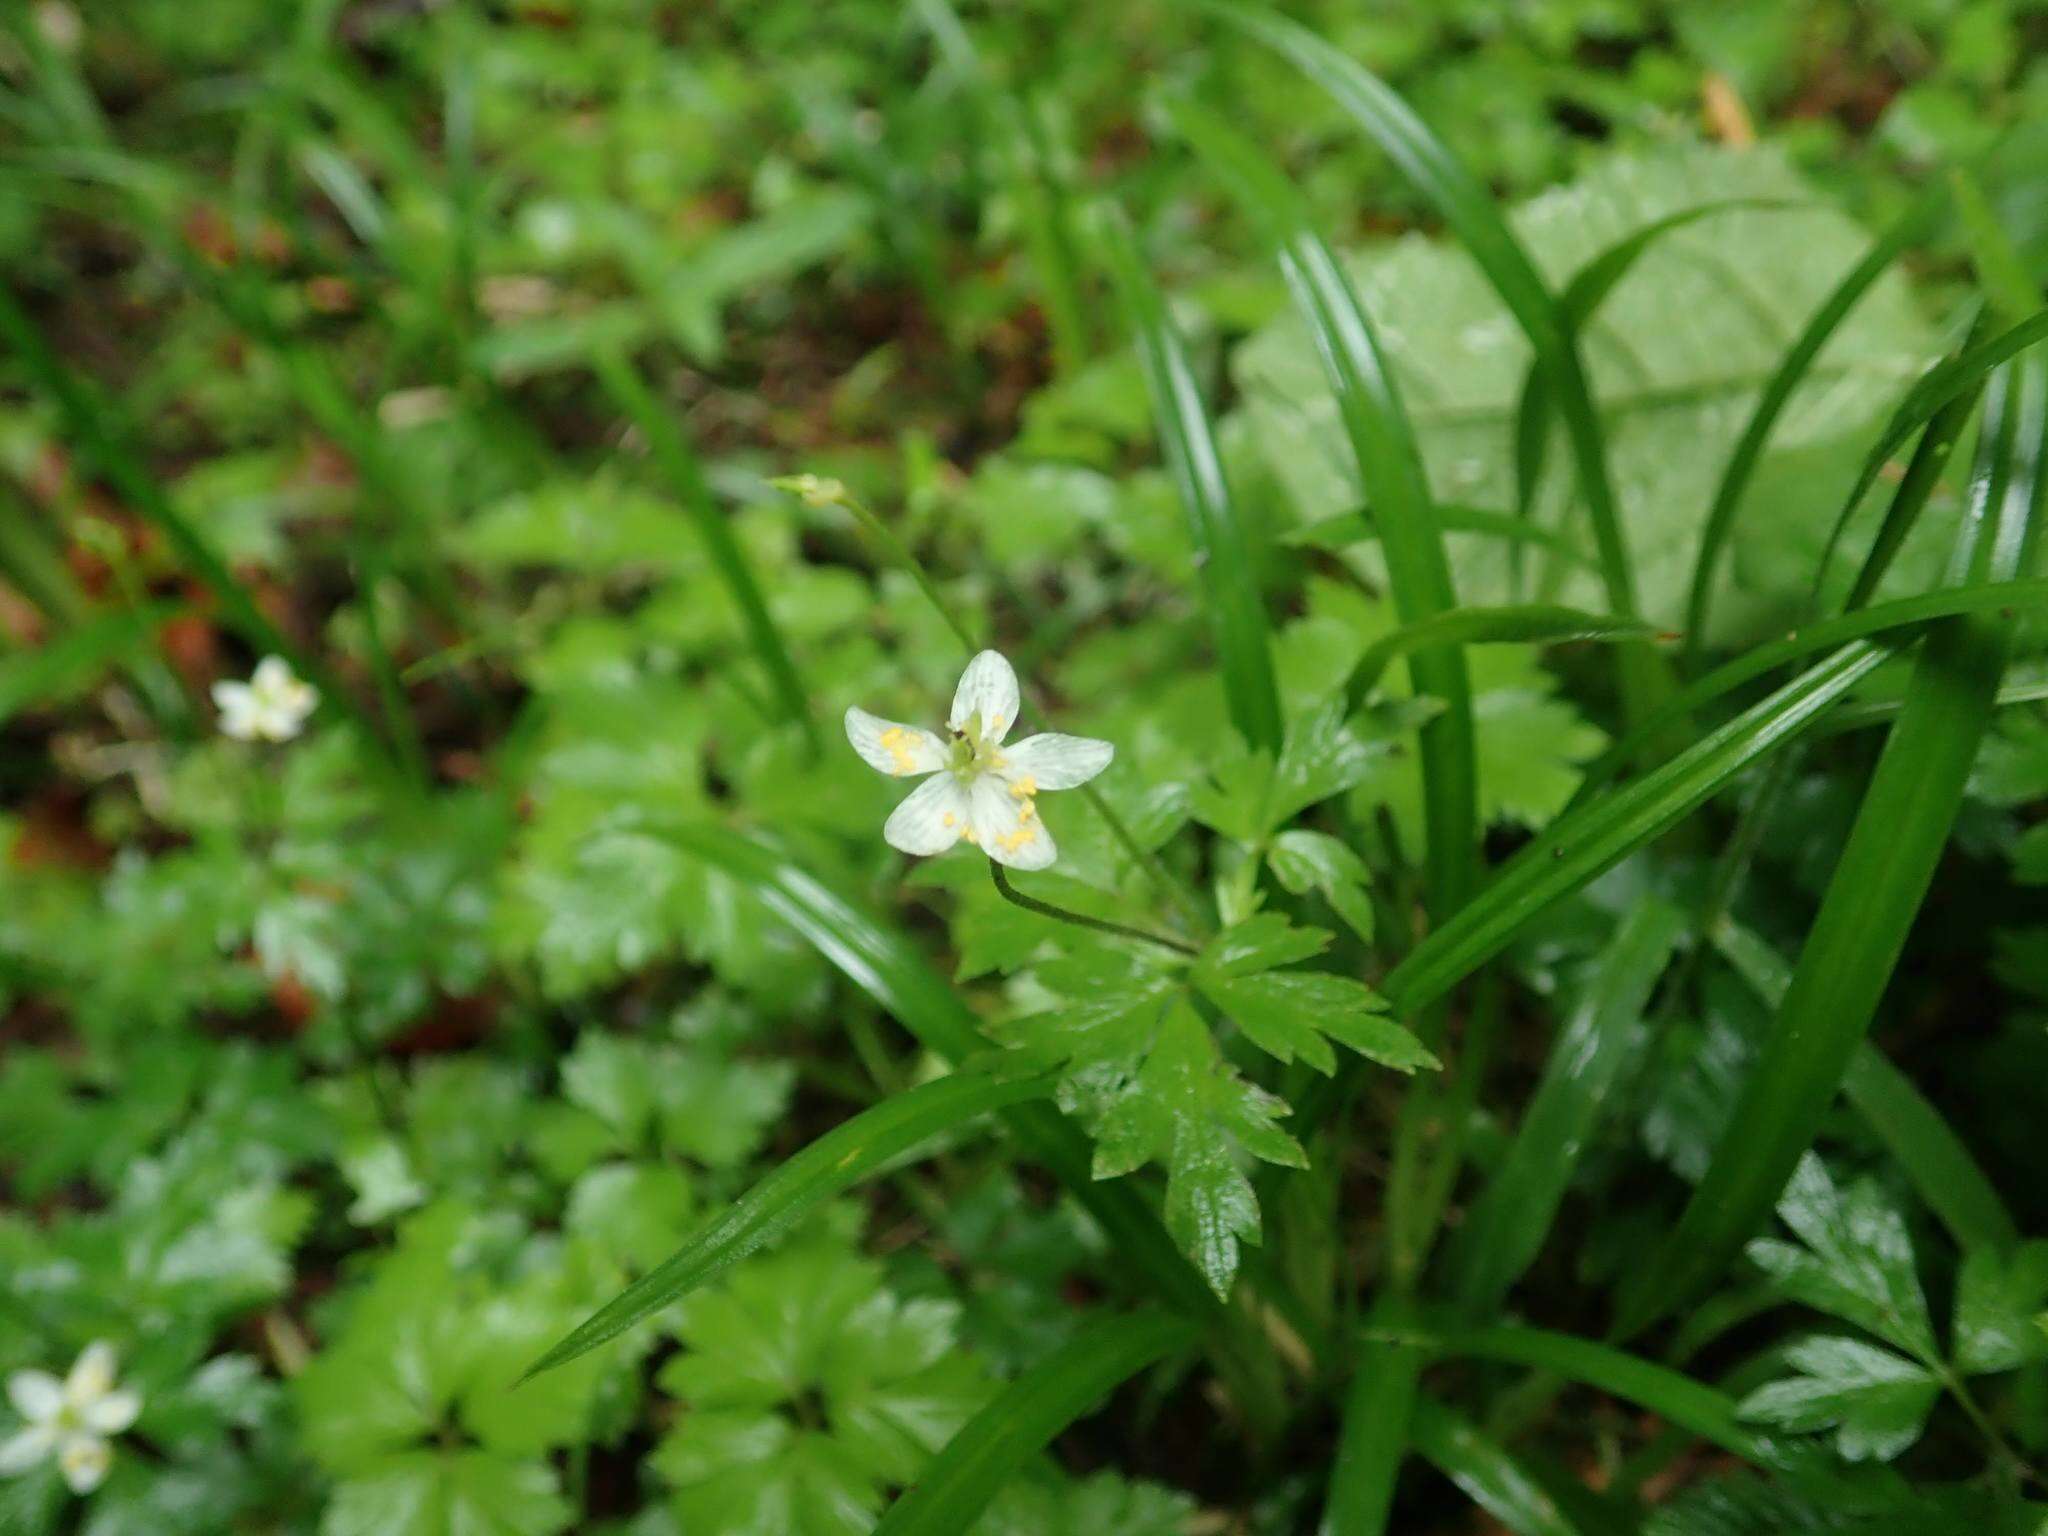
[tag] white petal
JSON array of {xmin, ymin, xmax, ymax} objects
[
  {"xmin": 844, "ymin": 707, "xmax": 947, "ymax": 778},
  {"xmin": 64, "ymin": 1344, "xmax": 116, "ymax": 1408},
  {"xmin": 57, "ymin": 1435, "xmax": 109, "ymax": 1494},
  {"xmin": 79, "ymin": 1389, "xmax": 139, "ymax": 1436},
  {"xmin": 999, "ymin": 733, "xmax": 1114, "ymax": 791},
  {"xmin": 882, "ymin": 775, "xmax": 972, "ymax": 856},
  {"xmin": 6, "ymin": 1371, "xmax": 61, "ymax": 1424},
  {"xmin": 250, "ymin": 655, "xmax": 295, "ymax": 694},
  {"xmin": 0, "ymin": 1423, "xmax": 55, "ymax": 1475},
  {"xmin": 212, "ymin": 683, "xmax": 259, "ymax": 740},
  {"xmin": 253, "ymin": 702, "xmax": 302, "ymax": 743},
  {"xmin": 969, "ymin": 775, "xmax": 1057, "ymax": 870},
  {"xmin": 949, "ymin": 651, "xmax": 1020, "ymax": 742}
]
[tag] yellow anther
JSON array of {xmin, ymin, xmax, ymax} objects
[
  {"xmin": 1009, "ymin": 776, "xmax": 1037, "ymax": 800},
  {"xmin": 1018, "ymin": 802, "xmax": 1035, "ymax": 822},
  {"xmin": 942, "ymin": 812, "xmax": 956, "ymax": 827}
]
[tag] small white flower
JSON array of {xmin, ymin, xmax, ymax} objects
[
  {"xmin": 0, "ymin": 1342, "xmax": 143, "ymax": 1496},
  {"xmin": 846, "ymin": 650, "xmax": 1113, "ymax": 870},
  {"xmin": 212, "ymin": 655, "xmax": 318, "ymax": 743},
  {"xmin": 770, "ymin": 473, "xmax": 849, "ymax": 510}
]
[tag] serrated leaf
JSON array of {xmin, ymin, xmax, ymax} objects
[
  {"xmin": 1197, "ymin": 912, "xmax": 1332, "ymax": 977},
  {"xmin": 1746, "ymin": 1153, "xmax": 1936, "ymax": 1359},
  {"xmin": 1092, "ymin": 1001, "xmax": 1307, "ymax": 1298},
  {"xmin": 1953, "ymin": 1242, "xmax": 2048, "ymax": 1374},
  {"xmin": 321, "ymin": 1451, "xmax": 573, "ymax": 1536},
  {"xmin": 1267, "ymin": 829, "xmax": 1377, "ymax": 942},
  {"xmin": 1196, "ymin": 969, "xmax": 1433, "ymax": 1077},
  {"xmin": 1736, "ymin": 1335, "xmax": 1939, "ymax": 1462}
]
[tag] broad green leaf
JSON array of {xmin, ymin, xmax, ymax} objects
[
  {"xmin": 1197, "ymin": 912, "xmax": 1330, "ymax": 977},
  {"xmin": 1235, "ymin": 145, "xmax": 1939, "ymax": 642},
  {"xmin": 1195, "ymin": 968, "xmax": 1433, "ymax": 1077},
  {"xmin": 321, "ymin": 1452, "xmax": 572, "ymax": 1536},
  {"xmin": 1737, "ymin": 1336, "xmax": 1939, "ymax": 1463},
  {"xmin": 655, "ymin": 1234, "xmax": 989, "ymax": 1530}
]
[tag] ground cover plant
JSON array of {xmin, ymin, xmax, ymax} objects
[{"xmin": 5, "ymin": 1, "xmax": 2048, "ymax": 1532}]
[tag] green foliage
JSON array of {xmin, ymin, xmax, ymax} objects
[{"xmin": 6, "ymin": 2, "xmax": 2048, "ymax": 1533}]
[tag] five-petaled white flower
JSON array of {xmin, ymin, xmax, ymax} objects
[
  {"xmin": 846, "ymin": 650, "xmax": 1113, "ymax": 870},
  {"xmin": 212, "ymin": 655, "xmax": 318, "ymax": 743},
  {"xmin": 0, "ymin": 1342, "xmax": 142, "ymax": 1495}
]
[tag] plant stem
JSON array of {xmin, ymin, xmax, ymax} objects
[{"xmin": 989, "ymin": 864, "xmax": 1197, "ymax": 957}]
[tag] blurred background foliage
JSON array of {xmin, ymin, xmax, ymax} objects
[{"xmin": 5, "ymin": 1, "xmax": 2048, "ymax": 1534}]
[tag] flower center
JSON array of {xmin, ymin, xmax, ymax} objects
[{"xmin": 950, "ymin": 712, "xmax": 1007, "ymax": 777}]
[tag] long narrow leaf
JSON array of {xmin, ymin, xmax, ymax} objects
[
  {"xmin": 1447, "ymin": 900, "xmax": 1684, "ymax": 1313},
  {"xmin": 1617, "ymin": 351, "xmax": 2042, "ymax": 1337},
  {"xmin": 1575, "ymin": 576, "xmax": 2048, "ymax": 805},
  {"xmin": 1170, "ymin": 95, "xmax": 1478, "ymax": 917},
  {"xmin": 526, "ymin": 1066, "xmax": 1054, "ymax": 1377},
  {"xmin": 1409, "ymin": 1397, "xmax": 1592, "ymax": 1536},
  {"xmin": 1712, "ymin": 919, "xmax": 2020, "ymax": 1253},
  {"xmin": 1685, "ymin": 186, "xmax": 1948, "ymax": 650},
  {"xmin": 1374, "ymin": 641, "xmax": 1889, "ymax": 1025},
  {"xmin": 1322, "ymin": 1306, "xmax": 1425, "ymax": 1536},
  {"xmin": 1814, "ymin": 306, "xmax": 2048, "ymax": 587},
  {"xmin": 873, "ymin": 1310, "xmax": 1196, "ymax": 1536},
  {"xmin": 1200, "ymin": 0, "xmax": 1643, "ymax": 640},
  {"xmin": 594, "ymin": 347, "xmax": 818, "ymax": 752},
  {"xmin": 1516, "ymin": 198, "xmax": 1791, "ymax": 596},
  {"xmin": 1098, "ymin": 206, "xmax": 1283, "ymax": 753},
  {"xmin": 1346, "ymin": 604, "xmax": 1658, "ymax": 705},
  {"xmin": 661, "ymin": 826, "xmax": 1219, "ymax": 1319},
  {"xmin": 1377, "ymin": 1320, "xmax": 1771, "ymax": 1466}
]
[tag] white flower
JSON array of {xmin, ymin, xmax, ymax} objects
[
  {"xmin": 212, "ymin": 655, "xmax": 318, "ymax": 743},
  {"xmin": 846, "ymin": 650, "xmax": 1113, "ymax": 870},
  {"xmin": 0, "ymin": 1342, "xmax": 143, "ymax": 1495}
]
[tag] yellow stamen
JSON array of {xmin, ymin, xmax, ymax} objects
[{"xmin": 1009, "ymin": 776, "xmax": 1037, "ymax": 800}]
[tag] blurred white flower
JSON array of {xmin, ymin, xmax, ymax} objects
[
  {"xmin": 0, "ymin": 1342, "xmax": 143, "ymax": 1495},
  {"xmin": 770, "ymin": 473, "xmax": 848, "ymax": 510},
  {"xmin": 213, "ymin": 655, "xmax": 318, "ymax": 743},
  {"xmin": 846, "ymin": 649, "xmax": 1112, "ymax": 870}
]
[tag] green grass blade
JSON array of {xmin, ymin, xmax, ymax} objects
[
  {"xmin": 0, "ymin": 282, "xmax": 395, "ymax": 761},
  {"xmin": 873, "ymin": 1310, "xmax": 1196, "ymax": 1536},
  {"xmin": 1322, "ymin": 1305, "xmax": 1425, "ymax": 1536},
  {"xmin": 1616, "ymin": 354, "xmax": 2042, "ymax": 1337},
  {"xmin": 1409, "ymin": 1397, "xmax": 1593, "ymax": 1536},
  {"xmin": 1575, "ymin": 576, "xmax": 2048, "ymax": 806},
  {"xmin": 525, "ymin": 1066, "xmax": 1053, "ymax": 1378},
  {"xmin": 1199, "ymin": 2, "xmax": 1639, "ymax": 630},
  {"xmin": 1380, "ymin": 1321, "xmax": 1770, "ymax": 1465},
  {"xmin": 1814, "ymin": 306, "xmax": 2048, "ymax": 588},
  {"xmin": 594, "ymin": 347, "xmax": 818, "ymax": 752},
  {"xmin": 1711, "ymin": 919, "xmax": 2020, "ymax": 1254},
  {"xmin": 1515, "ymin": 198, "xmax": 1791, "ymax": 597},
  {"xmin": 662, "ymin": 825, "xmax": 1218, "ymax": 1318},
  {"xmin": 1685, "ymin": 186, "xmax": 1948, "ymax": 652},
  {"xmin": 1345, "ymin": 604, "xmax": 1659, "ymax": 705},
  {"xmin": 1169, "ymin": 95, "xmax": 1477, "ymax": 916},
  {"xmin": 1841, "ymin": 312, "xmax": 1991, "ymax": 612},
  {"xmin": 0, "ymin": 599, "xmax": 183, "ymax": 728},
  {"xmin": 1372, "ymin": 641, "xmax": 1888, "ymax": 1026},
  {"xmin": 1288, "ymin": 505, "xmax": 1595, "ymax": 572},
  {"xmin": 1098, "ymin": 205, "xmax": 1283, "ymax": 753},
  {"xmin": 1446, "ymin": 899, "xmax": 1685, "ymax": 1314}
]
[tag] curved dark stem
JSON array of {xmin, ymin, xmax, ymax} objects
[{"xmin": 989, "ymin": 863, "xmax": 1198, "ymax": 957}]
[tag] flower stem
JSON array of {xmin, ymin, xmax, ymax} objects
[{"xmin": 989, "ymin": 863, "xmax": 1197, "ymax": 958}]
